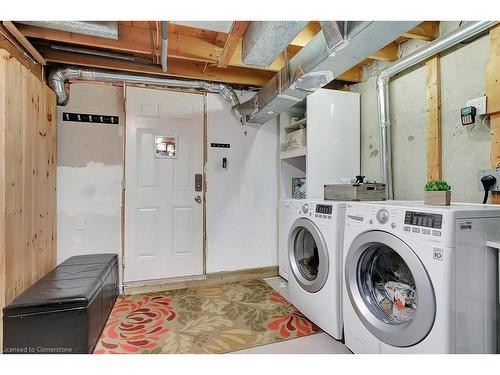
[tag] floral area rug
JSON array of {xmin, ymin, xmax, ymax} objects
[{"xmin": 94, "ymin": 279, "xmax": 321, "ymax": 354}]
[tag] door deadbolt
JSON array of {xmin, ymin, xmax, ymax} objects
[
  {"xmin": 195, "ymin": 174, "xmax": 203, "ymax": 192},
  {"xmin": 195, "ymin": 195, "xmax": 202, "ymax": 204}
]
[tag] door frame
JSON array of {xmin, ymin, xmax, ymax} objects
[
  {"xmin": 344, "ymin": 230, "xmax": 436, "ymax": 347},
  {"xmin": 120, "ymin": 85, "xmax": 208, "ymax": 286}
]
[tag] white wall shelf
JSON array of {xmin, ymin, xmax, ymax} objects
[
  {"xmin": 278, "ymin": 88, "xmax": 360, "ymax": 201},
  {"xmin": 280, "ymin": 146, "xmax": 307, "ymax": 160}
]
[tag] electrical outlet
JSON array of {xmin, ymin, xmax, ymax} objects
[
  {"xmin": 466, "ymin": 96, "xmax": 487, "ymax": 116},
  {"xmin": 478, "ymin": 168, "xmax": 500, "ymax": 191},
  {"xmin": 74, "ymin": 217, "xmax": 86, "ymax": 230}
]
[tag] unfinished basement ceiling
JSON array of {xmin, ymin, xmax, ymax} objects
[
  {"xmin": 169, "ymin": 21, "xmax": 234, "ymax": 33},
  {"xmin": 7, "ymin": 20, "xmax": 440, "ymax": 113}
]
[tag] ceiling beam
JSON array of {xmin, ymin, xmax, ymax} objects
[
  {"xmin": 41, "ymin": 49, "xmax": 274, "ymax": 87},
  {"xmin": 217, "ymin": 21, "xmax": 249, "ymax": 68},
  {"xmin": 18, "ymin": 22, "xmax": 283, "ymax": 73},
  {"xmin": 290, "ymin": 22, "xmax": 322, "ymax": 47},
  {"xmin": 2, "ymin": 21, "xmax": 46, "ymax": 65},
  {"xmin": 369, "ymin": 42, "xmax": 399, "ymax": 61},
  {"xmin": 404, "ymin": 21, "xmax": 439, "ymax": 41},
  {"xmin": 336, "ymin": 66, "xmax": 362, "ymax": 82}
]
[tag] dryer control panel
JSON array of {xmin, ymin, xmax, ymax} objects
[
  {"xmin": 316, "ymin": 204, "xmax": 332, "ymax": 215},
  {"xmin": 404, "ymin": 211, "xmax": 443, "ymax": 229}
]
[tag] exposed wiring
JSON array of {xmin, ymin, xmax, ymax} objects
[{"xmin": 481, "ymin": 116, "xmax": 493, "ymax": 135}]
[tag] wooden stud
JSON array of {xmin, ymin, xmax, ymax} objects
[
  {"xmin": 217, "ymin": 21, "xmax": 250, "ymax": 68},
  {"xmin": 487, "ymin": 24, "xmax": 500, "ymax": 204},
  {"xmin": 426, "ymin": 56, "xmax": 442, "ymax": 181},
  {"xmin": 2, "ymin": 21, "xmax": 46, "ymax": 65}
]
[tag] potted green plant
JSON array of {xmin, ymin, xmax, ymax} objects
[{"xmin": 424, "ymin": 180, "xmax": 452, "ymax": 206}]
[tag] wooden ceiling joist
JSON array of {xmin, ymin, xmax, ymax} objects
[
  {"xmin": 41, "ymin": 49, "xmax": 274, "ymax": 87},
  {"xmin": 404, "ymin": 21, "xmax": 439, "ymax": 41},
  {"xmin": 16, "ymin": 21, "xmax": 434, "ymax": 88},
  {"xmin": 2, "ymin": 21, "xmax": 46, "ymax": 65},
  {"xmin": 217, "ymin": 21, "xmax": 250, "ymax": 68},
  {"xmin": 369, "ymin": 42, "xmax": 399, "ymax": 61}
]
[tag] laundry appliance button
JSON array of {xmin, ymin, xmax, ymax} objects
[
  {"xmin": 403, "ymin": 226, "xmax": 411, "ymax": 232},
  {"xmin": 421, "ymin": 229, "xmax": 431, "ymax": 235},
  {"xmin": 432, "ymin": 230, "xmax": 441, "ymax": 237},
  {"xmin": 412, "ymin": 227, "xmax": 420, "ymax": 233}
]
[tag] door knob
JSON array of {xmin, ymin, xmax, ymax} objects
[{"xmin": 195, "ymin": 195, "xmax": 202, "ymax": 204}]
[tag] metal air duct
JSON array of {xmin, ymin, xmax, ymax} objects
[
  {"xmin": 376, "ymin": 21, "xmax": 497, "ymax": 199},
  {"xmin": 48, "ymin": 66, "xmax": 243, "ymax": 120},
  {"xmin": 236, "ymin": 21, "xmax": 421, "ymax": 124},
  {"xmin": 17, "ymin": 21, "xmax": 119, "ymax": 40}
]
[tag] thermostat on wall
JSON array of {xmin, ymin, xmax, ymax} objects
[{"xmin": 461, "ymin": 106, "xmax": 476, "ymax": 126}]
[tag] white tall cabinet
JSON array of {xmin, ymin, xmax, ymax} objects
[{"xmin": 278, "ymin": 88, "xmax": 360, "ymax": 280}]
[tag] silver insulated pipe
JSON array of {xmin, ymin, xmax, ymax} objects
[
  {"xmin": 17, "ymin": 21, "xmax": 119, "ymax": 40},
  {"xmin": 48, "ymin": 66, "xmax": 244, "ymax": 121},
  {"xmin": 377, "ymin": 21, "xmax": 497, "ymax": 199},
  {"xmin": 161, "ymin": 21, "xmax": 168, "ymax": 72}
]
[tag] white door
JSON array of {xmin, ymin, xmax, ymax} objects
[{"xmin": 124, "ymin": 87, "xmax": 204, "ymax": 282}]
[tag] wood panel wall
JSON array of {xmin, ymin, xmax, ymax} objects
[{"xmin": 0, "ymin": 49, "xmax": 57, "ymax": 347}]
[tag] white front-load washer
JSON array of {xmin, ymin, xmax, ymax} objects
[
  {"xmin": 343, "ymin": 201, "xmax": 500, "ymax": 353},
  {"xmin": 287, "ymin": 199, "xmax": 346, "ymax": 340}
]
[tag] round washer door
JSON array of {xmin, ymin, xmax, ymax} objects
[
  {"xmin": 345, "ymin": 231, "xmax": 436, "ymax": 347},
  {"xmin": 288, "ymin": 218, "xmax": 329, "ymax": 293}
]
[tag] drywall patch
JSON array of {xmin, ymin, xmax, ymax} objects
[{"xmin": 57, "ymin": 162, "xmax": 122, "ymax": 217}]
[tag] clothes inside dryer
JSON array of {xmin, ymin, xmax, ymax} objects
[
  {"xmin": 357, "ymin": 245, "xmax": 418, "ymax": 324},
  {"xmin": 293, "ymin": 227, "xmax": 319, "ymax": 281}
]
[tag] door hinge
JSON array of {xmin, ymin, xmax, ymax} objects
[
  {"xmin": 122, "ymin": 256, "xmax": 126, "ymax": 269},
  {"xmin": 121, "ymin": 178, "xmax": 126, "ymax": 190},
  {"xmin": 124, "ymin": 99, "xmax": 127, "ymax": 113}
]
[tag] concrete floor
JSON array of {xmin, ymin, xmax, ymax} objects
[{"xmin": 232, "ymin": 277, "xmax": 351, "ymax": 354}]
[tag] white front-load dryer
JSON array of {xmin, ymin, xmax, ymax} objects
[
  {"xmin": 343, "ymin": 201, "xmax": 500, "ymax": 353},
  {"xmin": 287, "ymin": 200, "xmax": 346, "ymax": 340}
]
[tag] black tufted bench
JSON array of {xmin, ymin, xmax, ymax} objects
[{"xmin": 2, "ymin": 253, "xmax": 119, "ymax": 354}]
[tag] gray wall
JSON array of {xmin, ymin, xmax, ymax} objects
[
  {"xmin": 351, "ymin": 22, "xmax": 491, "ymax": 203},
  {"xmin": 56, "ymin": 83, "xmax": 124, "ymax": 265}
]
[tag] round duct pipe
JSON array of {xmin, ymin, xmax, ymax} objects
[{"xmin": 48, "ymin": 66, "xmax": 244, "ymax": 123}]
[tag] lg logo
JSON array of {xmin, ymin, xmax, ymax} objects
[{"xmin": 433, "ymin": 248, "xmax": 443, "ymax": 261}]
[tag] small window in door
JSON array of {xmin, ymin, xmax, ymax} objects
[{"xmin": 155, "ymin": 135, "xmax": 177, "ymax": 159}]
